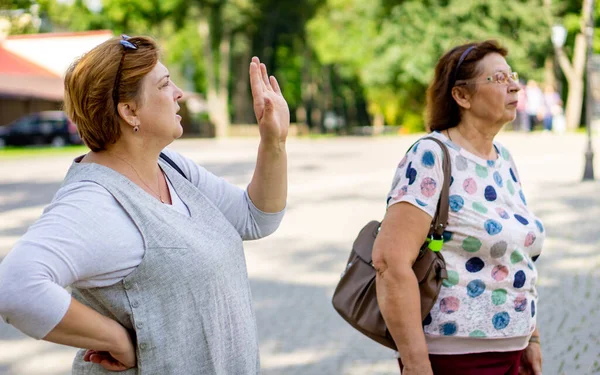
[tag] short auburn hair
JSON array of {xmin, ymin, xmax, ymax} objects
[
  {"xmin": 426, "ymin": 40, "xmax": 508, "ymax": 132},
  {"xmin": 64, "ymin": 36, "xmax": 159, "ymax": 151}
]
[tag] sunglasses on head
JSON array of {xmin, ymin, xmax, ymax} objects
[{"xmin": 113, "ymin": 35, "xmax": 138, "ymax": 110}]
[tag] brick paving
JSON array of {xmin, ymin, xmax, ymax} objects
[{"xmin": 0, "ymin": 132, "xmax": 598, "ymax": 374}]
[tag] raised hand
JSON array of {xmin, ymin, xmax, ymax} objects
[{"xmin": 249, "ymin": 56, "xmax": 290, "ymax": 145}]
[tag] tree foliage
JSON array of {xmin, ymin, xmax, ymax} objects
[
  {"xmin": 309, "ymin": 0, "xmax": 553, "ymax": 129},
  {"xmin": 4, "ymin": 0, "xmax": 597, "ymax": 132}
]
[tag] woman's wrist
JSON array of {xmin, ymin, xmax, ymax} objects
[
  {"xmin": 259, "ymin": 139, "xmax": 286, "ymax": 154},
  {"xmin": 529, "ymin": 335, "xmax": 541, "ymax": 345}
]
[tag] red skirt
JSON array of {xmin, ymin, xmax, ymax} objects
[{"xmin": 398, "ymin": 350, "xmax": 523, "ymax": 375}]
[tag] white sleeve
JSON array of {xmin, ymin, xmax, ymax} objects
[
  {"xmin": 0, "ymin": 182, "xmax": 143, "ymax": 339},
  {"xmin": 162, "ymin": 149, "xmax": 285, "ymax": 240},
  {"xmin": 386, "ymin": 138, "xmax": 445, "ymax": 217}
]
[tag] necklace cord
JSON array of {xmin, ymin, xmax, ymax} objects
[{"xmin": 111, "ymin": 153, "xmax": 165, "ymax": 203}]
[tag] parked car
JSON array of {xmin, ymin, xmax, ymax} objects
[{"xmin": 0, "ymin": 111, "xmax": 82, "ymax": 148}]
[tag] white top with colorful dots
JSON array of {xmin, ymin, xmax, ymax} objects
[{"xmin": 387, "ymin": 131, "xmax": 544, "ymax": 355}]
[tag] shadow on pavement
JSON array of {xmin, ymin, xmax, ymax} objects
[
  {"xmin": 247, "ymin": 238, "xmax": 397, "ymax": 375},
  {"xmin": 531, "ymin": 181, "xmax": 600, "ymax": 248},
  {"xmin": 0, "ymin": 181, "xmax": 62, "ymax": 213}
]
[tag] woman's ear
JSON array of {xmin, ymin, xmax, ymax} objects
[
  {"xmin": 451, "ymin": 87, "xmax": 471, "ymax": 110},
  {"xmin": 117, "ymin": 102, "xmax": 138, "ymax": 130}
]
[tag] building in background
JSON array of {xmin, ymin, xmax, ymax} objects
[
  {"xmin": 0, "ymin": 30, "xmax": 112, "ymax": 126},
  {"xmin": 0, "ymin": 30, "xmax": 209, "ymax": 137}
]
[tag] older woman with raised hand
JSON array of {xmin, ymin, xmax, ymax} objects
[
  {"xmin": 372, "ymin": 41, "xmax": 544, "ymax": 375},
  {"xmin": 0, "ymin": 35, "xmax": 288, "ymax": 374}
]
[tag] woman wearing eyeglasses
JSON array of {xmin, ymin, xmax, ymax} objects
[
  {"xmin": 372, "ymin": 41, "xmax": 544, "ymax": 375},
  {"xmin": 0, "ymin": 35, "xmax": 288, "ymax": 373}
]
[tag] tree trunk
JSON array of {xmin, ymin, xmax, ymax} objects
[
  {"xmin": 551, "ymin": 0, "xmax": 593, "ymax": 131},
  {"xmin": 561, "ymin": 33, "xmax": 587, "ymax": 130},
  {"xmin": 373, "ymin": 113, "xmax": 385, "ymax": 135},
  {"xmin": 298, "ymin": 45, "xmax": 312, "ymax": 128},
  {"xmin": 232, "ymin": 34, "xmax": 254, "ymax": 124},
  {"xmin": 566, "ymin": 79, "xmax": 584, "ymax": 131},
  {"xmin": 311, "ymin": 107, "xmax": 322, "ymax": 131},
  {"xmin": 214, "ymin": 31, "xmax": 232, "ymax": 138},
  {"xmin": 544, "ymin": 57, "xmax": 555, "ymax": 90},
  {"xmin": 198, "ymin": 16, "xmax": 219, "ymax": 137},
  {"xmin": 345, "ymin": 90, "xmax": 357, "ymax": 128},
  {"xmin": 198, "ymin": 12, "xmax": 231, "ymax": 138},
  {"xmin": 296, "ymin": 106, "xmax": 307, "ymax": 124}
]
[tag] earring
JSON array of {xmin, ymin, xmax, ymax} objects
[{"xmin": 133, "ymin": 125, "xmax": 139, "ymax": 133}]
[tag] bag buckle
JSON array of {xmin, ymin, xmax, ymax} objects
[{"xmin": 426, "ymin": 235, "xmax": 444, "ymax": 252}]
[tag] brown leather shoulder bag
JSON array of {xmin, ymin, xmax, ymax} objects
[{"xmin": 331, "ymin": 136, "xmax": 451, "ymax": 351}]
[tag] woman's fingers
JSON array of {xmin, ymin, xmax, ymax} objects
[
  {"xmin": 99, "ymin": 357, "xmax": 128, "ymax": 371},
  {"xmin": 88, "ymin": 352, "xmax": 128, "ymax": 371},
  {"xmin": 249, "ymin": 60, "xmax": 264, "ymax": 103},
  {"xmin": 260, "ymin": 63, "xmax": 272, "ymax": 91},
  {"xmin": 89, "ymin": 352, "xmax": 106, "ymax": 364},
  {"xmin": 250, "ymin": 56, "xmax": 277, "ymax": 94},
  {"xmin": 270, "ymin": 76, "xmax": 281, "ymax": 95},
  {"xmin": 84, "ymin": 349, "xmax": 132, "ymax": 371},
  {"xmin": 84, "ymin": 349, "xmax": 97, "ymax": 361}
]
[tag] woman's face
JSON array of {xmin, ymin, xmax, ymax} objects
[
  {"xmin": 135, "ymin": 61, "xmax": 184, "ymax": 141},
  {"xmin": 467, "ymin": 53, "xmax": 520, "ymax": 126}
]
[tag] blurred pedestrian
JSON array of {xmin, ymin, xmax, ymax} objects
[
  {"xmin": 373, "ymin": 40, "xmax": 544, "ymax": 375},
  {"xmin": 0, "ymin": 35, "xmax": 289, "ymax": 374},
  {"xmin": 525, "ymin": 80, "xmax": 544, "ymax": 131},
  {"xmin": 515, "ymin": 79, "xmax": 529, "ymax": 131},
  {"xmin": 542, "ymin": 84, "xmax": 563, "ymax": 132}
]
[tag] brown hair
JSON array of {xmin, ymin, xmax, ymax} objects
[
  {"xmin": 426, "ymin": 40, "xmax": 508, "ymax": 132},
  {"xmin": 64, "ymin": 36, "xmax": 159, "ymax": 151}
]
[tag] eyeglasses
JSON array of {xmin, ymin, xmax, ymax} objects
[
  {"xmin": 112, "ymin": 35, "xmax": 138, "ymax": 110},
  {"xmin": 455, "ymin": 71, "xmax": 519, "ymax": 87}
]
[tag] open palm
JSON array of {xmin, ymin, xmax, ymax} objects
[{"xmin": 249, "ymin": 57, "xmax": 290, "ymax": 144}]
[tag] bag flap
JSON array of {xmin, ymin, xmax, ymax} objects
[
  {"xmin": 352, "ymin": 220, "xmax": 380, "ymax": 264},
  {"xmin": 413, "ymin": 250, "xmax": 445, "ymax": 283}
]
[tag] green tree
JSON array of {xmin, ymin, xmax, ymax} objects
[
  {"xmin": 1, "ymin": 0, "xmax": 41, "ymax": 35},
  {"xmin": 309, "ymin": 0, "xmax": 552, "ymax": 132},
  {"xmin": 546, "ymin": 0, "xmax": 600, "ymax": 130}
]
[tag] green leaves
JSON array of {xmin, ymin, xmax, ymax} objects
[{"xmin": 308, "ymin": 0, "xmax": 552, "ymax": 129}]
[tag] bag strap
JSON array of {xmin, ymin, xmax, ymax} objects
[
  {"xmin": 159, "ymin": 152, "xmax": 187, "ymax": 180},
  {"xmin": 420, "ymin": 137, "xmax": 451, "ymax": 244}
]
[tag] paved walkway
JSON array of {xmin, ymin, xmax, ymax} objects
[{"xmin": 0, "ymin": 132, "xmax": 599, "ymax": 374}]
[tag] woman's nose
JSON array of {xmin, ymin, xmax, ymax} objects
[
  {"xmin": 174, "ymin": 84, "xmax": 183, "ymax": 100},
  {"xmin": 509, "ymin": 81, "xmax": 520, "ymax": 93}
]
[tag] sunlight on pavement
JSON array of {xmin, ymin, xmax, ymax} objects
[
  {"xmin": 0, "ymin": 237, "xmax": 19, "ymax": 254},
  {"xmin": 0, "ymin": 205, "xmax": 45, "ymax": 231},
  {"xmin": 0, "ymin": 191, "xmax": 27, "ymax": 206},
  {"xmin": 549, "ymin": 255, "xmax": 600, "ymax": 271},
  {"xmin": 10, "ymin": 350, "xmax": 74, "ymax": 375},
  {"xmin": 0, "ymin": 338, "xmax": 75, "ymax": 375},
  {"xmin": 344, "ymin": 360, "xmax": 400, "ymax": 375},
  {"xmin": 260, "ymin": 343, "xmax": 337, "ymax": 370},
  {"xmin": 1, "ymin": 136, "xmax": 599, "ymax": 374}
]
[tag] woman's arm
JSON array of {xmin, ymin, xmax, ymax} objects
[
  {"xmin": 247, "ymin": 141, "xmax": 287, "ymax": 213},
  {"xmin": 520, "ymin": 327, "xmax": 542, "ymax": 374},
  {"xmin": 161, "ymin": 57, "xmax": 288, "ymax": 238},
  {"xmin": 246, "ymin": 56, "xmax": 289, "ymax": 213},
  {"xmin": 372, "ymin": 202, "xmax": 433, "ymax": 374},
  {"xmin": 44, "ymin": 298, "xmax": 136, "ymax": 370},
  {"xmin": 0, "ymin": 183, "xmax": 142, "ymax": 370},
  {"xmin": 161, "ymin": 149, "xmax": 285, "ymax": 240}
]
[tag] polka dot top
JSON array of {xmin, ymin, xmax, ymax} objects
[{"xmin": 386, "ymin": 131, "xmax": 544, "ymax": 353}]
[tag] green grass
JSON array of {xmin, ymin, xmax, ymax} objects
[{"xmin": 0, "ymin": 145, "xmax": 88, "ymax": 160}]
